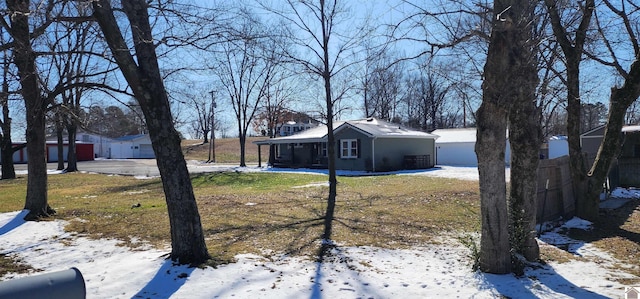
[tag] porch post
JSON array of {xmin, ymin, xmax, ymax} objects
[
  {"xmin": 257, "ymin": 145, "xmax": 262, "ymax": 167},
  {"xmin": 372, "ymin": 138, "xmax": 376, "ymax": 172},
  {"xmin": 290, "ymin": 143, "xmax": 295, "ymax": 165},
  {"xmin": 269, "ymin": 144, "xmax": 276, "ymax": 166}
]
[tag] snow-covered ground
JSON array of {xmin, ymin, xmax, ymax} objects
[
  {"xmin": 1, "ymin": 166, "xmax": 638, "ymax": 298},
  {"xmin": 188, "ymin": 163, "xmax": 505, "ymax": 182}
]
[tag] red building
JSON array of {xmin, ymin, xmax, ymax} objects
[{"xmin": 2, "ymin": 142, "xmax": 94, "ymax": 163}]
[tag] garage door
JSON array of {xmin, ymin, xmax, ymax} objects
[
  {"xmin": 139, "ymin": 144, "xmax": 155, "ymax": 158},
  {"xmin": 436, "ymin": 143, "xmax": 478, "ymax": 166}
]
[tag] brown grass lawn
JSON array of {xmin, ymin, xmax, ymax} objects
[
  {"xmin": 182, "ymin": 137, "xmax": 269, "ymax": 163},
  {"xmin": 0, "ymin": 138, "xmax": 639, "ymax": 282},
  {"xmin": 0, "ymin": 172, "xmax": 481, "ymax": 264}
]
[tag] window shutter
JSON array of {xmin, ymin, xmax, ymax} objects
[
  {"xmin": 357, "ymin": 139, "xmax": 361, "ymax": 158},
  {"xmin": 338, "ymin": 140, "xmax": 342, "ymax": 158}
]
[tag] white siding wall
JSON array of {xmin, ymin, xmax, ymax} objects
[
  {"xmin": 436, "ymin": 142, "xmax": 478, "ymax": 166},
  {"xmin": 548, "ymin": 138, "xmax": 569, "ymax": 159}
]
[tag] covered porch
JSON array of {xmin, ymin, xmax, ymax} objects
[{"xmin": 254, "ymin": 138, "xmax": 328, "ymax": 169}]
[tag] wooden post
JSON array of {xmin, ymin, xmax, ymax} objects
[{"xmin": 258, "ymin": 145, "xmax": 262, "ymax": 167}]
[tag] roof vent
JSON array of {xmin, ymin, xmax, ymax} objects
[{"xmin": 366, "ymin": 118, "xmax": 374, "ymax": 122}]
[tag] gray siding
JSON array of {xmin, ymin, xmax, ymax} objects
[
  {"xmin": 580, "ymin": 126, "xmax": 605, "ymax": 159},
  {"xmin": 334, "ymin": 126, "xmax": 436, "ymax": 171},
  {"xmin": 335, "ymin": 127, "xmax": 370, "ymax": 171},
  {"xmin": 581, "ymin": 137, "xmax": 602, "ymax": 158},
  {"xmin": 374, "ymin": 138, "xmax": 435, "ymax": 171}
]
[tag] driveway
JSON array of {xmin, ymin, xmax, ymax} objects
[{"xmin": 12, "ymin": 159, "xmax": 257, "ymax": 177}]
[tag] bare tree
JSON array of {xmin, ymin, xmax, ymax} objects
[
  {"xmin": 212, "ymin": 11, "xmax": 283, "ymax": 167},
  {"xmin": 264, "ymin": 0, "xmax": 373, "ymax": 256},
  {"xmin": 581, "ymin": 102, "xmax": 607, "ymax": 132},
  {"xmin": 91, "ymin": 0, "xmax": 210, "ymax": 264},
  {"xmin": 361, "ymin": 51, "xmax": 405, "ymax": 122},
  {"xmin": 475, "ymin": 0, "xmax": 541, "ymax": 273},
  {"xmin": 46, "ymin": 3, "xmax": 101, "ymax": 172},
  {"xmin": 189, "ymin": 90, "xmax": 215, "ymax": 143},
  {"xmin": 4, "ymin": 0, "xmax": 58, "ymax": 219},
  {"xmin": 576, "ymin": 0, "xmax": 640, "ymax": 220},
  {"xmin": 396, "ymin": 0, "xmax": 547, "ymax": 270},
  {"xmin": 365, "ymin": 63, "xmax": 403, "ymax": 121},
  {"xmin": 402, "ymin": 63, "xmax": 451, "ymax": 131},
  {"xmin": 545, "ymin": 0, "xmax": 596, "ymax": 219},
  {"xmin": 251, "ymin": 76, "xmax": 300, "ymax": 138}
]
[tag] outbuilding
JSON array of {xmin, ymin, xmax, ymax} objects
[
  {"xmin": 109, "ymin": 134, "xmax": 155, "ymax": 159},
  {"xmin": 548, "ymin": 136, "xmax": 569, "ymax": 159},
  {"xmin": 0, "ymin": 142, "xmax": 94, "ymax": 163},
  {"xmin": 431, "ymin": 128, "xmax": 511, "ymax": 166}
]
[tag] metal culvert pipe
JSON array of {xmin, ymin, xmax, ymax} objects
[{"xmin": 0, "ymin": 267, "xmax": 86, "ymax": 299}]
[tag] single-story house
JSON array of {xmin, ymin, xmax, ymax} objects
[
  {"xmin": 253, "ymin": 118, "xmax": 438, "ymax": 172},
  {"xmin": 431, "ymin": 128, "xmax": 511, "ymax": 166},
  {"xmin": 109, "ymin": 134, "xmax": 155, "ymax": 159}
]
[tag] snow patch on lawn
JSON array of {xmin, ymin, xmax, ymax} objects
[{"xmin": 0, "ymin": 210, "xmax": 634, "ymax": 298}]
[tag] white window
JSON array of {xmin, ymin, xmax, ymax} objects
[
  {"xmin": 318, "ymin": 142, "xmax": 327, "ymax": 157},
  {"xmin": 341, "ymin": 139, "xmax": 358, "ymax": 159}
]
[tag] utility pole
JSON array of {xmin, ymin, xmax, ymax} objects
[{"xmin": 208, "ymin": 90, "xmax": 216, "ymax": 163}]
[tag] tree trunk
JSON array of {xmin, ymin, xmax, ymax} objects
[
  {"xmin": 565, "ymin": 62, "xmax": 590, "ymax": 218},
  {"xmin": 239, "ymin": 134, "xmax": 246, "ymax": 167},
  {"xmin": 476, "ymin": 0, "xmax": 538, "ymax": 273},
  {"xmin": 506, "ymin": 2, "xmax": 541, "ymax": 263},
  {"xmin": 476, "ymin": 102, "xmax": 510, "ymax": 274},
  {"xmin": 508, "ymin": 99, "xmax": 542, "ymax": 262},
  {"xmin": 1, "ymin": 51, "xmax": 15, "ymax": 180},
  {"xmin": 0, "ymin": 137, "xmax": 15, "ymax": 179},
  {"xmin": 92, "ymin": 0, "xmax": 209, "ymax": 265},
  {"xmin": 320, "ymin": 0, "xmax": 337, "ymax": 256},
  {"xmin": 7, "ymin": 0, "xmax": 54, "ymax": 220},
  {"xmin": 203, "ymin": 129, "xmax": 209, "ymax": 144},
  {"xmin": 66, "ymin": 123, "xmax": 78, "ymax": 172},
  {"xmin": 23, "ymin": 107, "xmax": 54, "ymax": 220},
  {"xmin": 0, "ymin": 135, "xmax": 14, "ymax": 179},
  {"xmin": 1, "ymin": 99, "xmax": 15, "ymax": 180},
  {"xmin": 323, "ymin": 118, "xmax": 337, "ymax": 244},
  {"xmin": 56, "ymin": 123, "xmax": 65, "ymax": 171}
]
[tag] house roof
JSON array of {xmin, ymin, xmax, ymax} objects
[
  {"xmin": 113, "ymin": 134, "xmax": 149, "ymax": 142},
  {"xmin": 622, "ymin": 125, "xmax": 640, "ymax": 132},
  {"xmin": 338, "ymin": 118, "xmax": 438, "ymax": 139},
  {"xmin": 580, "ymin": 125, "xmax": 606, "ymax": 137},
  {"xmin": 431, "ymin": 128, "xmax": 477, "ymax": 143},
  {"xmin": 549, "ymin": 135, "xmax": 568, "ymax": 141},
  {"xmin": 580, "ymin": 125, "xmax": 640, "ymax": 137},
  {"xmin": 253, "ymin": 118, "xmax": 437, "ymax": 145}
]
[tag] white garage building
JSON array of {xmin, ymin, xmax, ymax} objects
[
  {"xmin": 109, "ymin": 134, "xmax": 155, "ymax": 159},
  {"xmin": 431, "ymin": 128, "xmax": 510, "ymax": 166},
  {"xmin": 548, "ymin": 135, "xmax": 569, "ymax": 159}
]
